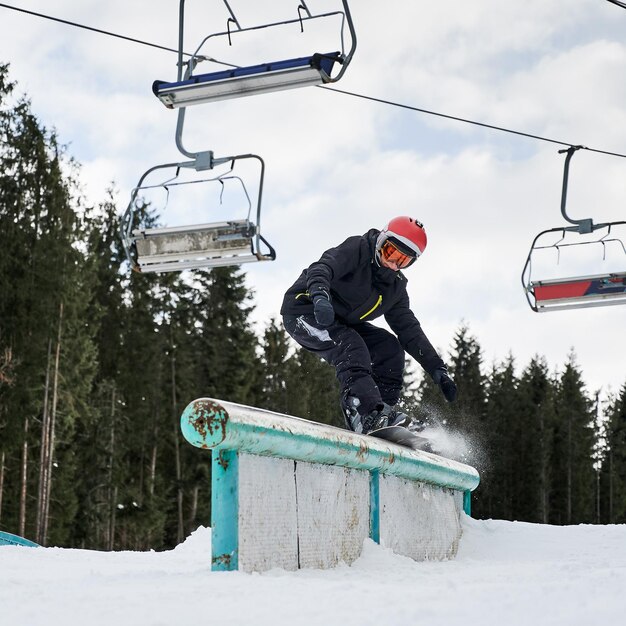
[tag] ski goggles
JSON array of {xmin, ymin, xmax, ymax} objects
[{"xmin": 379, "ymin": 239, "xmax": 417, "ymax": 269}]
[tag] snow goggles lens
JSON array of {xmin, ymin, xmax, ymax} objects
[{"xmin": 380, "ymin": 240, "xmax": 416, "ymax": 269}]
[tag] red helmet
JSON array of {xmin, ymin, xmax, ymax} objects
[{"xmin": 376, "ymin": 216, "xmax": 427, "ymax": 269}]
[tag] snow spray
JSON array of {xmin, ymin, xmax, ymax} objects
[{"xmin": 413, "ymin": 402, "xmax": 489, "ymax": 471}]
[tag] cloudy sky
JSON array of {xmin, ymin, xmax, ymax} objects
[{"xmin": 2, "ymin": 0, "xmax": 625, "ymax": 400}]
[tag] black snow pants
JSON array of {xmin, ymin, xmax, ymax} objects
[{"xmin": 282, "ymin": 314, "xmax": 405, "ymax": 421}]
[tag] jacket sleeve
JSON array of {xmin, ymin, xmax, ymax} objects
[
  {"xmin": 384, "ymin": 292, "xmax": 445, "ymax": 377},
  {"xmin": 305, "ymin": 236, "xmax": 365, "ymax": 297}
]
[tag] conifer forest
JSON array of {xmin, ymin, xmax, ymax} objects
[{"xmin": 1, "ymin": 64, "xmax": 625, "ymax": 550}]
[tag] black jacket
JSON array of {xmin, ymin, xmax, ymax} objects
[{"xmin": 281, "ymin": 229, "xmax": 445, "ymax": 377}]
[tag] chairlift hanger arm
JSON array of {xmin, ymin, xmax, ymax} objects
[
  {"xmin": 558, "ymin": 145, "xmax": 626, "ymax": 235},
  {"xmin": 222, "ymin": 0, "xmax": 241, "ymax": 30},
  {"xmin": 188, "ymin": 1, "xmax": 356, "ymax": 72},
  {"xmin": 190, "ymin": 11, "xmax": 347, "ymax": 58},
  {"xmin": 558, "ymin": 145, "xmax": 594, "ymax": 233}
]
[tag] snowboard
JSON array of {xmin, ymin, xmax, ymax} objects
[{"xmin": 368, "ymin": 425, "xmax": 431, "ymax": 451}]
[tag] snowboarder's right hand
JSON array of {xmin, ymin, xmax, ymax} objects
[
  {"xmin": 312, "ymin": 290, "xmax": 335, "ymax": 327},
  {"xmin": 433, "ymin": 367, "xmax": 457, "ymax": 403}
]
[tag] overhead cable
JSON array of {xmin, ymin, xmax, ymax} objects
[
  {"xmin": 321, "ymin": 86, "xmax": 626, "ymax": 159},
  {"xmin": 0, "ymin": 2, "xmax": 183, "ymax": 56},
  {"xmin": 1, "ymin": 1, "xmax": 626, "ymax": 159}
]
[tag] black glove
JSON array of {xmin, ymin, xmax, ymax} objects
[
  {"xmin": 311, "ymin": 290, "xmax": 335, "ymax": 327},
  {"xmin": 433, "ymin": 367, "xmax": 457, "ymax": 403}
]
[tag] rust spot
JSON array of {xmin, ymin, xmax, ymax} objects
[
  {"xmin": 356, "ymin": 441, "xmax": 369, "ymax": 463},
  {"xmin": 212, "ymin": 553, "xmax": 233, "ymax": 568},
  {"xmin": 188, "ymin": 399, "xmax": 228, "ymax": 445},
  {"xmin": 217, "ymin": 449, "xmax": 230, "ymax": 470}
]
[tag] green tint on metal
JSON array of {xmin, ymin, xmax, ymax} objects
[
  {"xmin": 211, "ymin": 449, "xmax": 239, "ymax": 571},
  {"xmin": 181, "ymin": 399, "xmax": 480, "ymax": 493},
  {"xmin": 369, "ymin": 470, "xmax": 380, "ymax": 544},
  {"xmin": 0, "ymin": 531, "xmax": 39, "ymax": 548},
  {"xmin": 463, "ymin": 490, "xmax": 472, "ymax": 516}
]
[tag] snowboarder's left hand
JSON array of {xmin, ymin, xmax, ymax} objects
[
  {"xmin": 312, "ymin": 290, "xmax": 335, "ymax": 327},
  {"xmin": 434, "ymin": 367, "xmax": 457, "ymax": 402}
]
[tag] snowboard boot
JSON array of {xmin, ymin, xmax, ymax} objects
[
  {"xmin": 372, "ymin": 404, "xmax": 426, "ymax": 433},
  {"xmin": 342, "ymin": 395, "xmax": 426, "ymax": 435},
  {"xmin": 342, "ymin": 395, "xmax": 365, "ymax": 433},
  {"xmin": 359, "ymin": 403, "xmax": 401, "ymax": 434},
  {"xmin": 360, "ymin": 405, "xmax": 389, "ymax": 434},
  {"xmin": 383, "ymin": 403, "xmax": 412, "ymax": 428}
]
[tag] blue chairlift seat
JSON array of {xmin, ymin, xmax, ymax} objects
[{"xmin": 153, "ymin": 52, "xmax": 342, "ymax": 108}]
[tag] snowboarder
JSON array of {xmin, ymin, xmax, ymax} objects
[{"xmin": 281, "ymin": 216, "xmax": 457, "ymax": 435}]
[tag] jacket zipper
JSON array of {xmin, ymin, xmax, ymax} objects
[{"xmin": 359, "ymin": 295, "xmax": 383, "ymax": 320}]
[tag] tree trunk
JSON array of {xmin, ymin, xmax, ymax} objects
[
  {"xmin": 107, "ymin": 386, "xmax": 116, "ymax": 551},
  {"xmin": 108, "ymin": 486, "xmax": 118, "ymax": 551},
  {"xmin": 190, "ymin": 485, "xmax": 200, "ymax": 529},
  {"xmin": 0, "ymin": 450, "xmax": 5, "ymax": 523},
  {"xmin": 609, "ymin": 447, "xmax": 614, "ymax": 523},
  {"xmin": 42, "ymin": 302, "xmax": 63, "ymax": 545},
  {"xmin": 565, "ymin": 413, "xmax": 572, "ymax": 524},
  {"xmin": 36, "ymin": 339, "xmax": 53, "ymax": 543},
  {"xmin": 149, "ymin": 411, "xmax": 158, "ymax": 498},
  {"xmin": 19, "ymin": 417, "xmax": 29, "ymax": 537},
  {"xmin": 170, "ymin": 324, "xmax": 184, "ymax": 544},
  {"xmin": 596, "ymin": 468, "xmax": 601, "ymax": 524},
  {"xmin": 539, "ymin": 411, "xmax": 549, "ymax": 524}
]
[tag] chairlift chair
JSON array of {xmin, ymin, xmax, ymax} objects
[
  {"xmin": 521, "ymin": 146, "xmax": 626, "ymax": 312},
  {"xmin": 153, "ymin": 0, "xmax": 357, "ymax": 108},
  {"xmin": 525, "ymin": 270, "xmax": 626, "ymax": 312},
  {"xmin": 120, "ymin": 152, "xmax": 275, "ymax": 273}
]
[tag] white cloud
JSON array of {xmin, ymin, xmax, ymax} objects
[{"xmin": 2, "ymin": 0, "xmax": 625, "ymax": 397}]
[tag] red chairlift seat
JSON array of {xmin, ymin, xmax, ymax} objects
[{"xmin": 529, "ymin": 271, "xmax": 626, "ymax": 312}]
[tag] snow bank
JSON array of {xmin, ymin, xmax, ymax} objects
[{"xmin": 1, "ymin": 516, "xmax": 625, "ymax": 626}]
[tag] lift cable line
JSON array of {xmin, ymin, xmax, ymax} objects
[
  {"xmin": 0, "ymin": 2, "xmax": 192, "ymax": 57},
  {"xmin": 2, "ymin": 1, "xmax": 626, "ymax": 160},
  {"xmin": 606, "ymin": 1, "xmax": 626, "ymax": 11},
  {"xmin": 321, "ymin": 86, "xmax": 626, "ymax": 159}
]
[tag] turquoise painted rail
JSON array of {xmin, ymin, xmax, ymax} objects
[
  {"xmin": 0, "ymin": 531, "xmax": 39, "ymax": 548},
  {"xmin": 181, "ymin": 398, "xmax": 480, "ymax": 491},
  {"xmin": 180, "ymin": 398, "xmax": 480, "ymax": 571}
]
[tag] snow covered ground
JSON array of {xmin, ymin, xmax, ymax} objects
[{"xmin": 1, "ymin": 515, "xmax": 625, "ymax": 626}]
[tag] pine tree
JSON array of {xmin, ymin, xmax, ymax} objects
[
  {"xmin": 550, "ymin": 353, "xmax": 596, "ymax": 524},
  {"xmin": 601, "ymin": 382, "xmax": 626, "ymax": 523},
  {"xmin": 190, "ymin": 267, "xmax": 262, "ymax": 404},
  {"xmin": 287, "ymin": 346, "xmax": 343, "ymax": 427},
  {"xmin": 398, "ymin": 358, "xmax": 424, "ymax": 419},
  {"xmin": 0, "ymin": 67, "xmax": 99, "ymax": 544},
  {"xmin": 516, "ymin": 357, "xmax": 556, "ymax": 523},
  {"xmin": 260, "ymin": 318, "xmax": 293, "ymax": 413},
  {"xmin": 479, "ymin": 356, "xmax": 519, "ymax": 520},
  {"xmin": 443, "ymin": 325, "xmax": 488, "ymax": 470}
]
